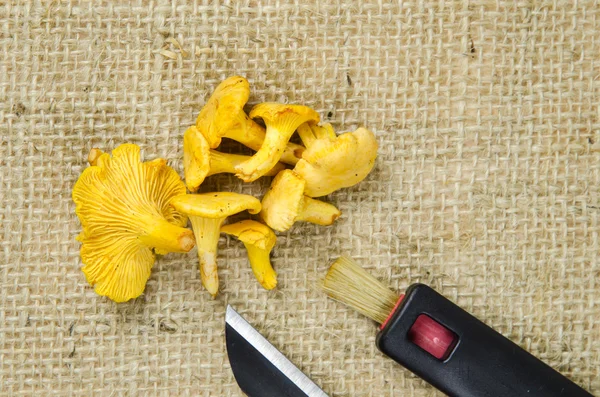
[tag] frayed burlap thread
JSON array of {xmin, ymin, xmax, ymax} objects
[{"xmin": 1, "ymin": 1, "xmax": 599, "ymax": 396}]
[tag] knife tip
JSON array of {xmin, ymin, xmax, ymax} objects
[{"xmin": 225, "ymin": 305, "xmax": 236, "ymax": 324}]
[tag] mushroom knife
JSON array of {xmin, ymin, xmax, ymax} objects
[{"xmin": 225, "ymin": 306, "xmax": 328, "ymax": 397}]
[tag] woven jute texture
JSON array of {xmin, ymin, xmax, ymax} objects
[{"xmin": 2, "ymin": 1, "xmax": 600, "ymax": 396}]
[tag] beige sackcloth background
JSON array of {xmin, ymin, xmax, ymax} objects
[{"xmin": 1, "ymin": 0, "xmax": 600, "ymax": 396}]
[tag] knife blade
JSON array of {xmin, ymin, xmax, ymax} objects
[{"xmin": 225, "ymin": 305, "xmax": 329, "ymax": 397}]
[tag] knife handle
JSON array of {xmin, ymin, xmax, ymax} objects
[{"xmin": 376, "ymin": 284, "xmax": 593, "ymax": 397}]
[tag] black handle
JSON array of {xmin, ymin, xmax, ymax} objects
[{"xmin": 376, "ymin": 284, "xmax": 593, "ymax": 397}]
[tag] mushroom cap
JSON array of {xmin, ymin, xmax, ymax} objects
[
  {"xmin": 183, "ymin": 126, "xmax": 211, "ymax": 192},
  {"xmin": 221, "ymin": 220, "xmax": 276, "ymax": 251},
  {"xmin": 196, "ymin": 76, "xmax": 250, "ymax": 148},
  {"xmin": 293, "ymin": 127, "xmax": 378, "ymax": 197},
  {"xmin": 259, "ymin": 170, "xmax": 306, "ymax": 232},
  {"xmin": 171, "ymin": 192, "xmax": 262, "ymax": 218},
  {"xmin": 72, "ymin": 144, "xmax": 190, "ymax": 302},
  {"xmin": 249, "ymin": 103, "xmax": 320, "ymax": 134}
]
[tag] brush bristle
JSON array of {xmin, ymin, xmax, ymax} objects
[{"xmin": 321, "ymin": 256, "xmax": 399, "ymax": 324}]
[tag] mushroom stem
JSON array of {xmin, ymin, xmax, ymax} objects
[
  {"xmin": 208, "ymin": 151, "xmax": 286, "ymax": 177},
  {"xmin": 297, "ymin": 123, "xmax": 317, "ymax": 147},
  {"xmin": 297, "ymin": 196, "xmax": 341, "ymax": 226},
  {"xmin": 314, "ymin": 123, "xmax": 336, "ymax": 140},
  {"xmin": 138, "ymin": 216, "xmax": 195, "ymax": 253},
  {"xmin": 224, "ymin": 116, "xmax": 304, "ymax": 166},
  {"xmin": 235, "ymin": 127, "xmax": 293, "ymax": 182},
  {"xmin": 297, "ymin": 122, "xmax": 336, "ymax": 148},
  {"xmin": 189, "ymin": 216, "xmax": 225, "ymax": 297},
  {"xmin": 245, "ymin": 244, "xmax": 278, "ymax": 290}
]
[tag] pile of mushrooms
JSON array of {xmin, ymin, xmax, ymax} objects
[{"xmin": 72, "ymin": 76, "xmax": 378, "ymax": 302}]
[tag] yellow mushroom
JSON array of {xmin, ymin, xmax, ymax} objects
[
  {"xmin": 293, "ymin": 125, "xmax": 378, "ymax": 197},
  {"xmin": 72, "ymin": 144, "xmax": 195, "ymax": 302},
  {"xmin": 196, "ymin": 76, "xmax": 304, "ymax": 165},
  {"xmin": 183, "ymin": 126, "xmax": 285, "ymax": 192},
  {"xmin": 260, "ymin": 169, "xmax": 341, "ymax": 232},
  {"xmin": 209, "ymin": 150, "xmax": 285, "ymax": 179},
  {"xmin": 296, "ymin": 121, "xmax": 336, "ymax": 145},
  {"xmin": 221, "ymin": 220, "xmax": 278, "ymax": 290},
  {"xmin": 235, "ymin": 103, "xmax": 320, "ymax": 182},
  {"xmin": 170, "ymin": 192, "xmax": 261, "ymax": 297}
]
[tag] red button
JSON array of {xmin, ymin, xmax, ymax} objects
[{"xmin": 408, "ymin": 314, "xmax": 458, "ymax": 360}]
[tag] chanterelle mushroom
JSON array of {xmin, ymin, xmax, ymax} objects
[
  {"xmin": 209, "ymin": 151, "xmax": 285, "ymax": 179},
  {"xmin": 235, "ymin": 103, "xmax": 320, "ymax": 182},
  {"xmin": 293, "ymin": 124, "xmax": 378, "ymax": 197},
  {"xmin": 72, "ymin": 144, "xmax": 195, "ymax": 302},
  {"xmin": 183, "ymin": 126, "xmax": 285, "ymax": 192},
  {"xmin": 221, "ymin": 220, "xmax": 278, "ymax": 290},
  {"xmin": 170, "ymin": 192, "xmax": 261, "ymax": 297},
  {"xmin": 260, "ymin": 169, "xmax": 341, "ymax": 232},
  {"xmin": 196, "ymin": 76, "xmax": 304, "ymax": 165},
  {"xmin": 296, "ymin": 121, "xmax": 336, "ymax": 145}
]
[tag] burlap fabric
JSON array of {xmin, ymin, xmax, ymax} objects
[{"xmin": 1, "ymin": 1, "xmax": 599, "ymax": 396}]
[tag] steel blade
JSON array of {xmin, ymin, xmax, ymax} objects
[{"xmin": 225, "ymin": 305, "xmax": 328, "ymax": 397}]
